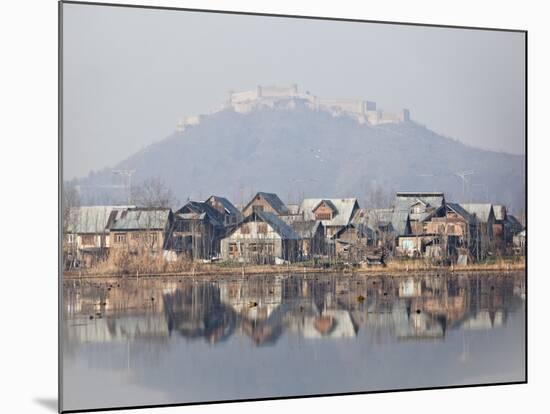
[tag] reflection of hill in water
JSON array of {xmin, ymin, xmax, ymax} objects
[{"xmin": 63, "ymin": 272, "xmax": 525, "ymax": 347}]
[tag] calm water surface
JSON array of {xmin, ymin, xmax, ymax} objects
[{"xmin": 62, "ymin": 272, "xmax": 525, "ymax": 411}]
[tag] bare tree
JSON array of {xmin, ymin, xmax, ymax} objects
[
  {"xmin": 366, "ymin": 182, "xmax": 390, "ymax": 209},
  {"xmin": 131, "ymin": 177, "xmax": 177, "ymax": 208},
  {"xmin": 63, "ymin": 185, "xmax": 81, "ymax": 232}
]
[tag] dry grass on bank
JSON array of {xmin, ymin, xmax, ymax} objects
[{"xmin": 64, "ymin": 254, "xmax": 525, "ymax": 279}]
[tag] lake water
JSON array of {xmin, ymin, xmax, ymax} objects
[{"xmin": 61, "ymin": 271, "xmax": 526, "ymax": 411}]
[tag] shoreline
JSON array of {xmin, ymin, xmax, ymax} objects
[{"xmin": 63, "ymin": 261, "xmax": 525, "ymax": 280}]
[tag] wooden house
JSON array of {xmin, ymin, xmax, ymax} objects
[
  {"xmin": 164, "ymin": 201, "xmax": 226, "ymax": 260},
  {"xmin": 298, "ymin": 198, "xmax": 360, "ymax": 238},
  {"xmin": 242, "ymin": 192, "xmax": 289, "ymax": 217},
  {"xmin": 392, "ymin": 192, "xmax": 446, "ymax": 235},
  {"xmin": 460, "ymin": 203, "xmax": 496, "ymax": 260},
  {"xmin": 220, "ymin": 210, "xmax": 300, "ymax": 264},
  {"xmin": 332, "ymin": 223, "xmax": 374, "ymax": 261},
  {"xmin": 205, "ymin": 195, "xmax": 242, "ymax": 226},
  {"xmin": 64, "ymin": 205, "xmax": 131, "ymax": 268},
  {"xmin": 289, "ymin": 220, "xmax": 326, "ymax": 258},
  {"xmin": 108, "ymin": 207, "xmax": 173, "ymax": 255}
]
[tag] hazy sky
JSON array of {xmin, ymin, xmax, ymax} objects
[{"xmin": 62, "ymin": 3, "xmax": 525, "ymax": 180}]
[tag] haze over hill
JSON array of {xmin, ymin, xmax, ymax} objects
[{"xmin": 70, "ymin": 99, "xmax": 525, "ymax": 212}]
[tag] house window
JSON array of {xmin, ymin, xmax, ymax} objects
[
  {"xmin": 241, "ymin": 224, "xmax": 250, "ymax": 234},
  {"xmin": 258, "ymin": 223, "xmax": 268, "ymax": 234},
  {"xmin": 229, "ymin": 243, "xmax": 239, "ymax": 257},
  {"xmin": 81, "ymin": 235, "xmax": 95, "ymax": 245},
  {"xmin": 149, "ymin": 233, "xmax": 159, "ymax": 244},
  {"xmin": 114, "ymin": 233, "xmax": 126, "ymax": 244},
  {"xmin": 315, "ymin": 212, "xmax": 332, "ymax": 220},
  {"xmin": 252, "ymin": 205, "xmax": 264, "ymax": 212}
]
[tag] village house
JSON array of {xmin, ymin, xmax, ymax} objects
[
  {"xmin": 492, "ymin": 205, "xmax": 524, "ymax": 252},
  {"xmin": 298, "ymin": 198, "xmax": 360, "ymax": 238},
  {"xmin": 220, "ymin": 210, "xmax": 300, "ymax": 264},
  {"xmin": 513, "ymin": 229, "xmax": 526, "ymax": 255},
  {"xmin": 332, "ymin": 223, "xmax": 375, "ymax": 261},
  {"xmin": 164, "ymin": 201, "xmax": 226, "ymax": 260},
  {"xmin": 289, "ymin": 220, "xmax": 326, "ymax": 258},
  {"xmin": 459, "ymin": 203, "xmax": 495, "ymax": 260},
  {"xmin": 392, "ymin": 192, "xmax": 446, "ymax": 235},
  {"xmin": 354, "ymin": 208, "xmax": 398, "ymax": 250},
  {"xmin": 204, "ymin": 195, "xmax": 242, "ymax": 226},
  {"xmin": 421, "ymin": 203, "xmax": 477, "ymax": 261},
  {"xmin": 64, "ymin": 205, "xmax": 132, "ymax": 268},
  {"xmin": 242, "ymin": 192, "xmax": 289, "ymax": 217},
  {"xmin": 108, "ymin": 207, "xmax": 173, "ymax": 255}
]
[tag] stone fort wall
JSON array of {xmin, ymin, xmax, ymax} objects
[{"xmin": 176, "ymin": 85, "xmax": 410, "ymax": 131}]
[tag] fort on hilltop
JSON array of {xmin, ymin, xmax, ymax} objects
[{"xmin": 176, "ymin": 85, "xmax": 411, "ymax": 132}]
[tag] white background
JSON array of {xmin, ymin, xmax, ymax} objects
[{"xmin": 0, "ymin": 0, "xmax": 546, "ymax": 413}]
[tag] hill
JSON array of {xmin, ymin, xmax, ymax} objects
[{"xmin": 73, "ymin": 106, "xmax": 525, "ymax": 211}]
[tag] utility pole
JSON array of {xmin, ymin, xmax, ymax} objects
[{"xmin": 454, "ymin": 170, "xmax": 474, "ymax": 201}]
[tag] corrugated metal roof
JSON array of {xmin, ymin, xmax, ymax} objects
[
  {"xmin": 506, "ymin": 214, "xmax": 524, "ymax": 233},
  {"xmin": 109, "ymin": 208, "xmax": 171, "ymax": 231},
  {"xmin": 390, "ymin": 210, "xmax": 411, "ymax": 236},
  {"xmin": 66, "ymin": 206, "xmax": 133, "ymax": 234},
  {"xmin": 206, "ymin": 195, "xmax": 241, "ymax": 216},
  {"xmin": 246, "ymin": 211, "xmax": 300, "ymax": 239},
  {"xmin": 312, "ymin": 199, "xmax": 338, "ymax": 214},
  {"xmin": 299, "ymin": 198, "xmax": 359, "ymax": 227},
  {"xmin": 492, "ymin": 204, "xmax": 507, "ymax": 221},
  {"xmin": 176, "ymin": 201, "xmax": 224, "ymax": 227},
  {"xmin": 446, "ymin": 203, "xmax": 476, "ymax": 225},
  {"xmin": 392, "ymin": 192, "xmax": 445, "ymax": 213},
  {"xmin": 258, "ymin": 211, "xmax": 300, "ymax": 239},
  {"xmin": 256, "ymin": 192, "xmax": 289, "ymax": 215},
  {"xmin": 289, "ymin": 220, "xmax": 322, "ymax": 238},
  {"xmin": 460, "ymin": 203, "xmax": 494, "ymax": 223}
]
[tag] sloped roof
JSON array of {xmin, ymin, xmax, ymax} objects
[
  {"xmin": 109, "ymin": 208, "xmax": 171, "ymax": 231},
  {"xmin": 390, "ymin": 210, "xmax": 411, "ymax": 236},
  {"xmin": 312, "ymin": 199, "xmax": 338, "ymax": 214},
  {"xmin": 238, "ymin": 211, "xmax": 300, "ymax": 239},
  {"xmin": 393, "ymin": 192, "xmax": 445, "ymax": 212},
  {"xmin": 289, "ymin": 220, "xmax": 322, "ymax": 238},
  {"xmin": 492, "ymin": 204, "xmax": 507, "ymax": 221},
  {"xmin": 460, "ymin": 203, "xmax": 494, "ymax": 223},
  {"xmin": 243, "ymin": 192, "xmax": 289, "ymax": 215},
  {"xmin": 506, "ymin": 214, "xmax": 524, "ymax": 233},
  {"xmin": 299, "ymin": 198, "xmax": 359, "ymax": 227},
  {"xmin": 176, "ymin": 201, "xmax": 224, "ymax": 227},
  {"xmin": 66, "ymin": 206, "xmax": 133, "ymax": 234},
  {"xmin": 363, "ymin": 209, "xmax": 394, "ymax": 226},
  {"xmin": 446, "ymin": 203, "xmax": 476, "ymax": 225},
  {"xmin": 206, "ymin": 195, "xmax": 241, "ymax": 216},
  {"xmin": 258, "ymin": 211, "xmax": 300, "ymax": 239},
  {"xmin": 333, "ymin": 223, "xmax": 375, "ymax": 240}
]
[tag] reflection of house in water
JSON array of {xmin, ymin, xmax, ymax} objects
[
  {"xmin": 219, "ymin": 276, "xmax": 284, "ymax": 321},
  {"xmin": 300, "ymin": 310, "xmax": 357, "ymax": 338},
  {"xmin": 163, "ymin": 283, "xmax": 237, "ymax": 344},
  {"xmin": 394, "ymin": 307, "xmax": 445, "ymax": 341},
  {"xmin": 65, "ymin": 314, "xmax": 171, "ymax": 345},
  {"xmin": 64, "ymin": 280, "xmax": 176, "ymax": 345},
  {"xmin": 460, "ymin": 310, "xmax": 506, "ymax": 330},
  {"xmin": 64, "ymin": 273, "xmax": 525, "ymax": 349}
]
